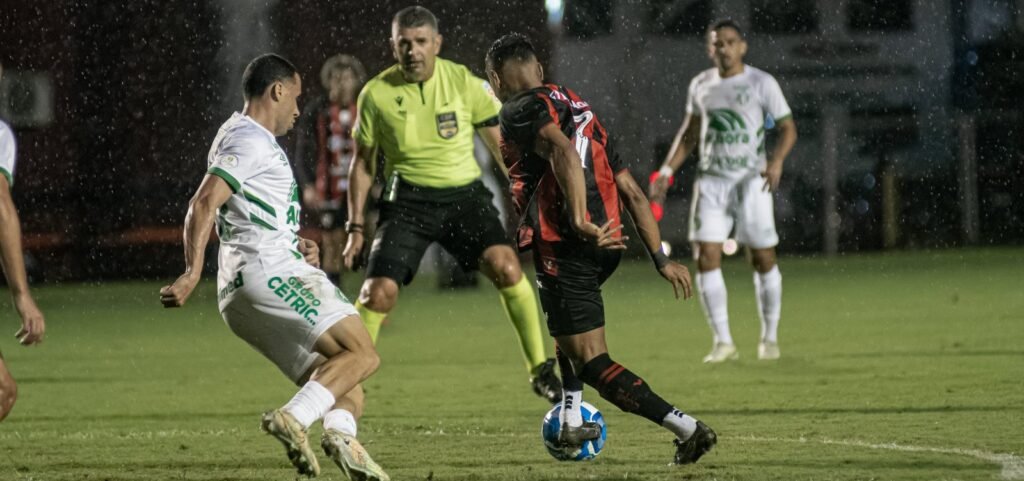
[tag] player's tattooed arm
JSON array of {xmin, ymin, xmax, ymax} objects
[
  {"xmin": 615, "ymin": 171, "xmax": 692, "ymax": 300},
  {"xmin": 342, "ymin": 141, "xmax": 376, "ymax": 270},
  {"xmin": 534, "ymin": 122, "xmax": 626, "ymax": 250},
  {"xmin": 160, "ymin": 175, "xmax": 232, "ymax": 308},
  {"xmin": 762, "ymin": 117, "xmax": 797, "ymax": 193},
  {"xmin": 650, "ymin": 113, "xmax": 700, "ymax": 202},
  {"xmin": 0, "ymin": 176, "xmax": 45, "ymax": 344}
]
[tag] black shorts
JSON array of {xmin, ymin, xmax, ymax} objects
[
  {"xmin": 366, "ymin": 180, "xmax": 511, "ymax": 285},
  {"xmin": 535, "ymin": 244, "xmax": 621, "ymax": 337}
]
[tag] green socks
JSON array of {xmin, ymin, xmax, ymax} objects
[
  {"xmin": 498, "ymin": 276, "xmax": 548, "ymax": 372},
  {"xmin": 356, "ymin": 300, "xmax": 387, "ymax": 344}
]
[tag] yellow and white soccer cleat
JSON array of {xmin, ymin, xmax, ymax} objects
[
  {"xmin": 702, "ymin": 343, "xmax": 739, "ymax": 363},
  {"xmin": 321, "ymin": 429, "xmax": 390, "ymax": 481},
  {"xmin": 260, "ymin": 409, "xmax": 321, "ymax": 477},
  {"xmin": 758, "ymin": 341, "xmax": 781, "ymax": 360}
]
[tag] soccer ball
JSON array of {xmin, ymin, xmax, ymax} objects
[{"xmin": 541, "ymin": 401, "xmax": 607, "ymax": 461}]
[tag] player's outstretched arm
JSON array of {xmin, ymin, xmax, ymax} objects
[
  {"xmin": 615, "ymin": 171, "xmax": 692, "ymax": 300},
  {"xmin": 650, "ymin": 113, "xmax": 700, "ymax": 202},
  {"xmin": 0, "ymin": 177, "xmax": 45, "ymax": 345},
  {"xmin": 535, "ymin": 123, "xmax": 626, "ymax": 250},
  {"xmin": 160, "ymin": 175, "xmax": 232, "ymax": 308},
  {"xmin": 762, "ymin": 117, "xmax": 797, "ymax": 192},
  {"xmin": 342, "ymin": 142, "xmax": 376, "ymax": 270}
]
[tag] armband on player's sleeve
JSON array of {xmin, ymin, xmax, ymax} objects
[{"xmin": 473, "ymin": 116, "xmax": 499, "ymax": 128}]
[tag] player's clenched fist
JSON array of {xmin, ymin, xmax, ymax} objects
[
  {"xmin": 160, "ymin": 273, "xmax": 200, "ymax": 308},
  {"xmin": 648, "ymin": 175, "xmax": 669, "ymax": 203},
  {"xmin": 658, "ymin": 261, "xmax": 693, "ymax": 300},
  {"xmin": 297, "ymin": 237, "xmax": 320, "ymax": 268},
  {"xmin": 14, "ymin": 294, "xmax": 45, "ymax": 346}
]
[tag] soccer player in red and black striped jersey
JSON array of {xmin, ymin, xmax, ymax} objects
[
  {"xmin": 294, "ymin": 54, "xmax": 367, "ymax": 285},
  {"xmin": 486, "ymin": 33, "xmax": 717, "ymax": 465}
]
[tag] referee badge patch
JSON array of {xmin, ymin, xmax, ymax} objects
[{"xmin": 436, "ymin": 112, "xmax": 458, "ymax": 139}]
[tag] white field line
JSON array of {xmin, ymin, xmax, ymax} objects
[{"xmin": 734, "ymin": 434, "xmax": 1024, "ymax": 481}]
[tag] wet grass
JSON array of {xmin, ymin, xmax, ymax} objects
[{"xmin": 1, "ymin": 247, "xmax": 1022, "ymax": 480}]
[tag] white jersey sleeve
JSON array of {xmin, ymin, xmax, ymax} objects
[
  {"xmin": 758, "ymin": 74, "xmax": 792, "ymax": 123},
  {"xmin": 0, "ymin": 121, "xmax": 16, "ymax": 185},
  {"xmin": 208, "ymin": 131, "xmax": 272, "ymax": 192},
  {"xmin": 684, "ymin": 74, "xmax": 701, "ymax": 116}
]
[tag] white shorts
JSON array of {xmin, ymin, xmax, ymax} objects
[
  {"xmin": 218, "ymin": 258, "xmax": 358, "ymax": 384},
  {"xmin": 688, "ymin": 174, "xmax": 779, "ymax": 249}
]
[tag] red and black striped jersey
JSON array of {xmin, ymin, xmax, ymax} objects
[{"xmin": 499, "ymin": 84, "xmax": 627, "ymax": 252}]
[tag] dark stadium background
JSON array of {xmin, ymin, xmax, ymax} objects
[{"xmin": 0, "ymin": 0, "xmax": 1021, "ymax": 281}]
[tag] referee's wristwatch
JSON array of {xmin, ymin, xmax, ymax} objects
[{"xmin": 344, "ymin": 222, "xmax": 364, "ymax": 233}]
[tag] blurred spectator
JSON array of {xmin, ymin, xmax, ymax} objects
[{"xmin": 294, "ymin": 54, "xmax": 367, "ymax": 284}]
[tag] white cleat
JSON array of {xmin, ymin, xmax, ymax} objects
[
  {"xmin": 758, "ymin": 341, "xmax": 780, "ymax": 360},
  {"xmin": 702, "ymin": 343, "xmax": 739, "ymax": 363},
  {"xmin": 321, "ymin": 429, "xmax": 390, "ymax": 481},
  {"xmin": 260, "ymin": 409, "xmax": 320, "ymax": 477}
]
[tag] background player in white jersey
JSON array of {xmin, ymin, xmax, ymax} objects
[
  {"xmin": 160, "ymin": 54, "xmax": 389, "ymax": 480},
  {"xmin": 0, "ymin": 62, "xmax": 48, "ymax": 420},
  {"xmin": 651, "ymin": 20, "xmax": 797, "ymax": 363}
]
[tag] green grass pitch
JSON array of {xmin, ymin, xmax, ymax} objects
[{"xmin": 1, "ymin": 248, "xmax": 1022, "ymax": 480}]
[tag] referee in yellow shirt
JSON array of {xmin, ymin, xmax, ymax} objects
[{"xmin": 343, "ymin": 6, "xmax": 560, "ymax": 403}]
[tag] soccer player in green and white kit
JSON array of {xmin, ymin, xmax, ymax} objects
[
  {"xmin": 342, "ymin": 6, "xmax": 561, "ymax": 402},
  {"xmin": 651, "ymin": 20, "xmax": 797, "ymax": 363},
  {"xmin": 161, "ymin": 54, "xmax": 388, "ymax": 481},
  {"xmin": 0, "ymin": 74, "xmax": 47, "ymax": 421}
]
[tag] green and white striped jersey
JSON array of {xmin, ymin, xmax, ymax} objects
[
  {"xmin": 206, "ymin": 113, "xmax": 302, "ymax": 272},
  {"xmin": 0, "ymin": 120, "xmax": 16, "ymax": 186},
  {"xmin": 686, "ymin": 65, "xmax": 792, "ymax": 182}
]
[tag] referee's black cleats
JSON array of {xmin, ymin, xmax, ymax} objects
[
  {"xmin": 672, "ymin": 421, "xmax": 717, "ymax": 465},
  {"xmin": 530, "ymin": 358, "xmax": 563, "ymax": 404}
]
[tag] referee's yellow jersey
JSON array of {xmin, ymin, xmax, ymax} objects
[{"xmin": 353, "ymin": 57, "xmax": 502, "ymax": 188}]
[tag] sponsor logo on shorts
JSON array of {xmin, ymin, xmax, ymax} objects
[
  {"xmin": 267, "ymin": 276, "xmax": 322, "ymax": 325},
  {"xmin": 218, "ymin": 272, "xmax": 245, "ymax": 301}
]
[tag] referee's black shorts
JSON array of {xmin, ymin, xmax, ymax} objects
[
  {"xmin": 534, "ymin": 243, "xmax": 621, "ymax": 337},
  {"xmin": 366, "ymin": 179, "xmax": 511, "ymax": 286}
]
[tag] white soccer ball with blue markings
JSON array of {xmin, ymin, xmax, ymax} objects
[{"xmin": 541, "ymin": 401, "xmax": 607, "ymax": 461}]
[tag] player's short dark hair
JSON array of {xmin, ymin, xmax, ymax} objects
[
  {"xmin": 708, "ymin": 19, "xmax": 744, "ymax": 39},
  {"xmin": 486, "ymin": 33, "xmax": 536, "ymax": 72},
  {"xmin": 242, "ymin": 53, "xmax": 299, "ymax": 100},
  {"xmin": 393, "ymin": 6, "xmax": 439, "ymax": 31}
]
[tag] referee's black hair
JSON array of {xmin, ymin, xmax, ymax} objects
[
  {"xmin": 393, "ymin": 5, "xmax": 439, "ymax": 32},
  {"xmin": 242, "ymin": 53, "xmax": 299, "ymax": 100},
  {"xmin": 708, "ymin": 19, "xmax": 744, "ymax": 39},
  {"xmin": 486, "ymin": 33, "xmax": 536, "ymax": 72}
]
